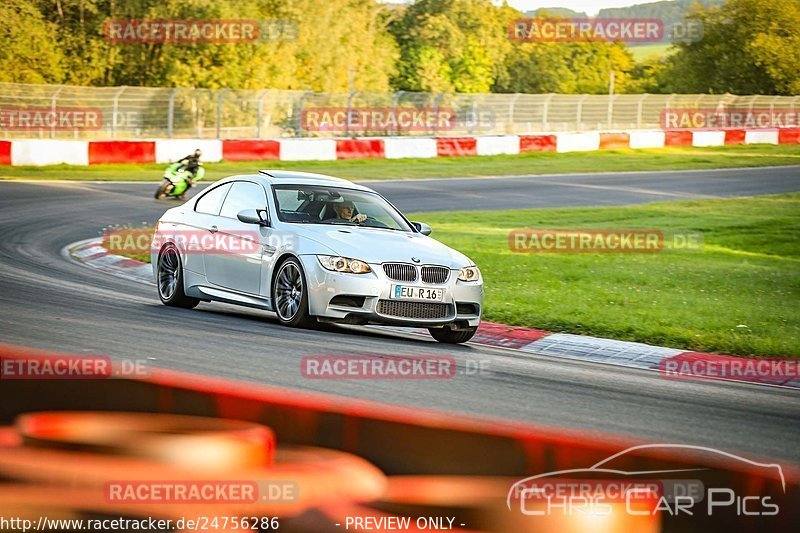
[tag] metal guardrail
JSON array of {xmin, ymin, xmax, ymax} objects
[{"xmin": 0, "ymin": 82, "xmax": 797, "ymax": 139}]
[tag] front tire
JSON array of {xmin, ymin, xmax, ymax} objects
[
  {"xmin": 272, "ymin": 257, "xmax": 314, "ymax": 328},
  {"xmin": 428, "ymin": 325, "xmax": 477, "ymax": 344},
  {"xmin": 154, "ymin": 180, "xmax": 172, "ymax": 199},
  {"xmin": 157, "ymin": 245, "xmax": 199, "ymax": 309}
]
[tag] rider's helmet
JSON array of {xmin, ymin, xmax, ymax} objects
[{"xmin": 193, "ymin": 149, "xmax": 202, "ymax": 159}]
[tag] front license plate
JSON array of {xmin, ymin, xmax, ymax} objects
[{"xmin": 391, "ymin": 285, "xmax": 444, "ymax": 301}]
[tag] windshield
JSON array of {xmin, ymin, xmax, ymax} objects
[{"xmin": 272, "ymin": 185, "xmax": 412, "ymax": 232}]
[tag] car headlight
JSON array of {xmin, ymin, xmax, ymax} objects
[
  {"xmin": 458, "ymin": 265, "xmax": 480, "ymax": 282},
  {"xmin": 317, "ymin": 255, "xmax": 372, "ymax": 274}
]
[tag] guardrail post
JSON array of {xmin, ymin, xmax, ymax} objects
[
  {"xmin": 468, "ymin": 96, "xmax": 478, "ymax": 134},
  {"xmin": 507, "ymin": 94, "xmax": 521, "ymax": 134},
  {"xmin": 576, "ymin": 94, "xmax": 588, "ymax": 131},
  {"xmin": 192, "ymin": 96, "xmax": 200, "ymax": 138},
  {"xmin": 111, "ymin": 86, "xmax": 127, "ymax": 139},
  {"xmin": 167, "ymin": 88, "xmax": 178, "ymax": 139},
  {"xmin": 541, "ymin": 94, "xmax": 554, "ymax": 131},
  {"xmin": 256, "ymin": 89, "xmax": 271, "ymax": 138},
  {"xmin": 216, "ymin": 89, "xmax": 232, "ymax": 139},
  {"xmin": 391, "ymin": 91, "xmax": 404, "ymax": 136},
  {"xmin": 637, "ymin": 94, "xmax": 649, "ymax": 129},
  {"xmin": 296, "ymin": 90, "xmax": 312, "ymax": 137},
  {"xmin": 744, "ymin": 94, "xmax": 759, "ymax": 130},
  {"xmin": 608, "ymin": 94, "xmax": 620, "ymax": 129},
  {"xmin": 433, "ymin": 93, "xmax": 445, "ymax": 136},
  {"xmin": 747, "ymin": 94, "xmax": 757, "ymax": 113},
  {"xmin": 664, "ymin": 94, "xmax": 676, "ymax": 128},
  {"xmin": 345, "ymin": 89, "xmax": 360, "ymax": 136},
  {"xmin": 49, "ymin": 85, "xmax": 65, "ymax": 139}
]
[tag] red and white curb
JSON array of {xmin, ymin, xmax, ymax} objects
[
  {"xmin": 64, "ymin": 238, "xmax": 153, "ymax": 284},
  {"xmin": 3, "ymin": 126, "xmax": 799, "ymax": 166},
  {"xmin": 65, "ymin": 237, "xmax": 799, "ymax": 390}
]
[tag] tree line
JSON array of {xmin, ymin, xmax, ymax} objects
[{"xmin": 1, "ymin": 0, "xmax": 796, "ymax": 95}]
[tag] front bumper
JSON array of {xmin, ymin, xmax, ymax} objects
[{"xmin": 300, "ymin": 256, "xmax": 483, "ymax": 328}]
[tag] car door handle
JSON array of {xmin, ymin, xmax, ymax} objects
[{"xmin": 208, "ymin": 225, "xmax": 218, "ymax": 233}]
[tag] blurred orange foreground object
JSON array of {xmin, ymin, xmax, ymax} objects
[{"xmin": 16, "ymin": 411, "xmax": 276, "ymax": 469}]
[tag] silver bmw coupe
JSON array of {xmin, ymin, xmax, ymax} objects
[{"xmin": 152, "ymin": 170, "xmax": 483, "ymax": 343}]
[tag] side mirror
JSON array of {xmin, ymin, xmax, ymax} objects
[
  {"xmin": 412, "ymin": 221, "xmax": 432, "ymax": 236},
  {"xmin": 237, "ymin": 209, "xmax": 269, "ymax": 226}
]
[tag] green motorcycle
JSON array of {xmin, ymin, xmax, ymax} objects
[{"xmin": 154, "ymin": 162, "xmax": 205, "ymax": 200}]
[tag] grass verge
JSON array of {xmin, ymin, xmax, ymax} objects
[
  {"xmin": 413, "ymin": 193, "xmax": 800, "ymax": 357},
  {"xmin": 3, "ymin": 144, "xmax": 799, "ymax": 181}
]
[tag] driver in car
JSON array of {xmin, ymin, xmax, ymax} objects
[{"xmin": 332, "ymin": 201, "xmax": 367, "ymax": 224}]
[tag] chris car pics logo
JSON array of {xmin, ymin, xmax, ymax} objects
[{"xmin": 507, "ymin": 444, "xmax": 784, "ymax": 518}]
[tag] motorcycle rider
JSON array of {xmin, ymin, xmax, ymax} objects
[{"xmin": 176, "ymin": 149, "xmax": 203, "ymax": 192}]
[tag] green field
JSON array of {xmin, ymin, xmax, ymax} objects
[
  {"xmin": 2, "ymin": 144, "xmax": 800, "ymax": 182},
  {"xmin": 413, "ymin": 194, "xmax": 800, "ymax": 357},
  {"xmin": 629, "ymin": 43, "xmax": 674, "ymax": 61}
]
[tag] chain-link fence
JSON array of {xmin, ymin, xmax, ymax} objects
[{"xmin": 0, "ymin": 82, "xmax": 797, "ymax": 139}]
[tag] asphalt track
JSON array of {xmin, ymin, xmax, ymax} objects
[{"xmin": 1, "ymin": 166, "xmax": 799, "ymax": 464}]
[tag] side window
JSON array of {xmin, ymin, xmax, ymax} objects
[
  {"xmin": 195, "ymin": 183, "xmax": 232, "ymax": 215},
  {"xmin": 219, "ymin": 182, "xmax": 267, "ymax": 219},
  {"xmin": 274, "ymin": 188, "xmax": 304, "ymax": 212}
]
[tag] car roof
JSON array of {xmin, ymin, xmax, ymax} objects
[{"xmin": 210, "ymin": 170, "xmax": 374, "ymax": 192}]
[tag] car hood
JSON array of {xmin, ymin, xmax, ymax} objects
[{"xmin": 293, "ymin": 226, "xmax": 470, "ymax": 268}]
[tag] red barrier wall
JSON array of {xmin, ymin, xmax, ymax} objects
[
  {"xmin": 335, "ymin": 139, "xmax": 385, "ymax": 160},
  {"xmin": 436, "ymin": 137, "xmax": 477, "ymax": 157},
  {"xmin": 89, "ymin": 141, "xmax": 156, "ymax": 165},
  {"xmin": 599, "ymin": 132, "xmax": 630, "ymax": 150},
  {"xmin": 0, "ymin": 141, "xmax": 11, "ymax": 165},
  {"xmin": 724, "ymin": 129, "xmax": 747, "ymax": 145},
  {"xmin": 665, "ymin": 131, "xmax": 694, "ymax": 146},
  {"xmin": 778, "ymin": 128, "xmax": 800, "ymax": 144},
  {"xmin": 222, "ymin": 140, "xmax": 280, "ymax": 161},
  {"xmin": 88, "ymin": 141, "xmax": 155, "ymax": 165},
  {"xmin": 519, "ymin": 135, "xmax": 556, "ymax": 153}
]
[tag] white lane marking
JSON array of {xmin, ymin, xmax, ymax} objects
[{"xmin": 524, "ymin": 178, "xmax": 720, "ymax": 199}]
